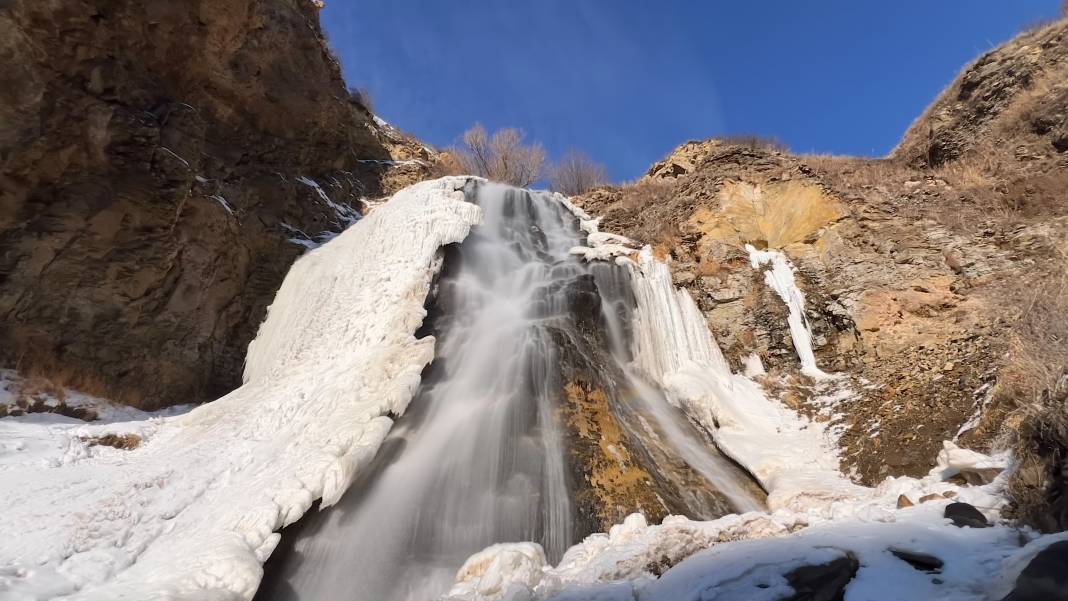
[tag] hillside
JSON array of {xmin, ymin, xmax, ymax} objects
[{"xmin": 574, "ymin": 18, "xmax": 1068, "ymax": 524}]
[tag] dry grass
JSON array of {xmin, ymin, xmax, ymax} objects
[
  {"xmin": 717, "ymin": 134, "xmax": 789, "ymax": 153},
  {"xmin": 618, "ymin": 178, "xmax": 673, "ymax": 212},
  {"xmin": 11, "ymin": 350, "xmax": 123, "ymax": 405},
  {"xmin": 1000, "ymin": 240, "xmax": 1068, "ymax": 531},
  {"xmin": 614, "ymin": 179, "xmax": 682, "ymax": 252},
  {"xmin": 800, "ymin": 155, "xmax": 905, "ymax": 189},
  {"xmin": 15, "ymin": 376, "xmax": 66, "ymax": 404},
  {"xmin": 428, "ymin": 149, "xmax": 465, "ymax": 178},
  {"xmin": 84, "ymin": 433, "xmax": 142, "ymax": 450}
]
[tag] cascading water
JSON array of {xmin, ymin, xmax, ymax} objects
[{"xmin": 257, "ymin": 182, "xmax": 761, "ymax": 601}]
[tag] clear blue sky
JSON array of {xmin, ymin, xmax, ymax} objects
[{"xmin": 322, "ymin": 1, "xmax": 1060, "ymax": 182}]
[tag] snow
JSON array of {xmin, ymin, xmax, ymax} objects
[
  {"xmin": 743, "ymin": 353, "xmax": 766, "ymax": 377},
  {"xmin": 0, "ymin": 371, "xmax": 192, "ymax": 472},
  {"xmin": 956, "ymin": 382, "xmax": 994, "ymax": 441},
  {"xmin": 209, "ymin": 194, "xmax": 234, "ymax": 215},
  {"xmin": 355, "ymin": 158, "xmax": 426, "ymax": 166},
  {"xmin": 745, "ymin": 244, "xmax": 828, "ymax": 379},
  {"xmin": 931, "ymin": 440, "xmax": 1008, "ymax": 481},
  {"xmin": 0, "ymin": 177, "xmax": 481, "ymax": 600}
]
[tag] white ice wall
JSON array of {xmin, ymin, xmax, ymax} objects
[{"xmin": 0, "ymin": 177, "xmax": 481, "ymax": 600}]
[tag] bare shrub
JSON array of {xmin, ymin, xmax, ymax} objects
[
  {"xmin": 548, "ymin": 150, "xmax": 609, "ymax": 196},
  {"xmin": 348, "ymin": 87, "xmax": 374, "ymax": 113},
  {"xmin": 451, "ymin": 124, "xmax": 546, "ymax": 187}
]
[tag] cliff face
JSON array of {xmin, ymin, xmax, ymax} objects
[
  {"xmin": 575, "ymin": 20, "xmax": 1068, "ymax": 488},
  {"xmin": 0, "ymin": 0, "xmax": 424, "ymax": 408}
]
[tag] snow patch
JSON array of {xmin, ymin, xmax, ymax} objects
[
  {"xmin": 296, "ymin": 175, "xmax": 362, "ymax": 225},
  {"xmin": 209, "ymin": 194, "xmax": 234, "ymax": 215}
]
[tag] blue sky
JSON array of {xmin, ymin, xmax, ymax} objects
[{"xmin": 322, "ymin": 1, "xmax": 1060, "ymax": 182}]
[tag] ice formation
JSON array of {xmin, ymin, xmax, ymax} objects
[
  {"xmin": 745, "ymin": 244, "xmax": 828, "ymax": 378},
  {"xmin": 0, "ymin": 177, "xmax": 480, "ymax": 600}
]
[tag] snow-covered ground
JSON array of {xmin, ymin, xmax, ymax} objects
[{"xmin": 0, "ymin": 177, "xmax": 481, "ymax": 600}]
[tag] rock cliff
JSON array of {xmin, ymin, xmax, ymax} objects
[{"xmin": 0, "ymin": 0, "xmax": 435, "ymax": 408}]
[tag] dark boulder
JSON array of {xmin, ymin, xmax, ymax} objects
[
  {"xmin": 945, "ymin": 502, "xmax": 990, "ymax": 528},
  {"xmin": 889, "ymin": 548, "xmax": 944, "ymax": 573},
  {"xmin": 782, "ymin": 553, "xmax": 859, "ymax": 601}
]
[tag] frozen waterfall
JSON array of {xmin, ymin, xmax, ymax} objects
[{"xmin": 256, "ymin": 182, "xmax": 761, "ymax": 601}]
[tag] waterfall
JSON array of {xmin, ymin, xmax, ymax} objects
[{"xmin": 256, "ymin": 182, "xmax": 761, "ymax": 601}]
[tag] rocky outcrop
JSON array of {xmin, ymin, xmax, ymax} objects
[
  {"xmin": 895, "ymin": 20, "xmax": 1068, "ymax": 167},
  {"xmin": 0, "ymin": 0, "xmax": 435, "ymax": 408}
]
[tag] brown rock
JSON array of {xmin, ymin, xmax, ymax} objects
[
  {"xmin": 0, "ymin": 0, "xmax": 431, "ymax": 408},
  {"xmin": 897, "ymin": 494, "xmax": 915, "ymax": 508}
]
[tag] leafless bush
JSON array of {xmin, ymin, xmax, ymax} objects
[
  {"xmin": 548, "ymin": 150, "xmax": 609, "ymax": 196},
  {"xmin": 348, "ymin": 87, "xmax": 374, "ymax": 113},
  {"xmin": 451, "ymin": 124, "xmax": 545, "ymax": 187}
]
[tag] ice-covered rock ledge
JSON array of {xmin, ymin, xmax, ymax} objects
[
  {"xmin": 561, "ymin": 198, "xmax": 862, "ymax": 512},
  {"xmin": 0, "ymin": 177, "xmax": 481, "ymax": 600}
]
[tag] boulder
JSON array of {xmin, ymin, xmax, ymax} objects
[
  {"xmin": 783, "ymin": 552, "xmax": 859, "ymax": 601},
  {"xmin": 945, "ymin": 502, "xmax": 990, "ymax": 528},
  {"xmin": 889, "ymin": 548, "xmax": 944, "ymax": 573}
]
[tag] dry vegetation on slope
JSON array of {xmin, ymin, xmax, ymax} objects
[{"xmin": 574, "ymin": 18, "xmax": 1068, "ymax": 527}]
